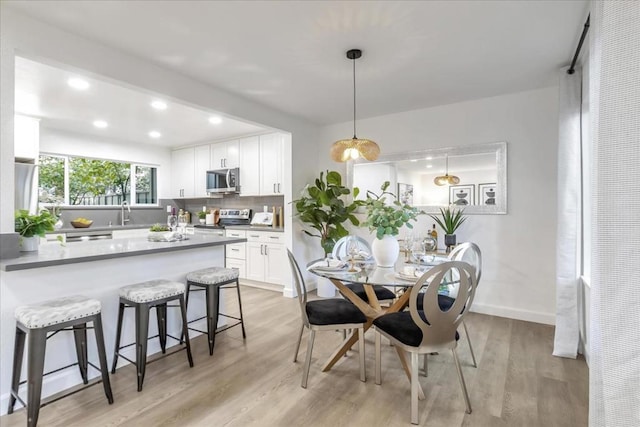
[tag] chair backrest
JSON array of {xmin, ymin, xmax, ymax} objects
[
  {"xmin": 448, "ymin": 242, "xmax": 482, "ymax": 285},
  {"xmin": 409, "ymin": 261, "xmax": 477, "ymax": 348},
  {"xmin": 286, "ymin": 249, "xmax": 310, "ymax": 327},
  {"xmin": 332, "ymin": 235, "xmax": 371, "ymax": 260}
]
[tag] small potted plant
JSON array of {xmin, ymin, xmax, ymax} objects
[
  {"xmin": 429, "ymin": 207, "xmax": 467, "ymax": 251},
  {"xmin": 15, "ymin": 209, "xmax": 57, "ymax": 251},
  {"xmin": 361, "ymin": 182, "xmax": 423, "ymax": 267},
  {"xmin": 197, "ymin": 211, "xmax": 207, "ymax": 224}
]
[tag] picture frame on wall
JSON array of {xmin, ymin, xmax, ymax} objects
[
  {"xmin": 397, "ymin": 183, "xmax": 414, "ymax": 205},
  {"xmin": 449, "ymin": 184, "xmax": 475, "ymax": 206},
  {"xmin": 478, "ymin": 182, "xmax": 497, "ymax": 206}
]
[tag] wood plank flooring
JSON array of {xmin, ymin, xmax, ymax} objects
[{"xmin": 1, "ymin": 286, "xmax": 588, "ymax": 426}]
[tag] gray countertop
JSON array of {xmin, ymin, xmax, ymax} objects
[
  {"xmin": 55, "ymin": 224, "xmax": 285, "ymax": 234},
  {"xmin": 1, "ymin": 234, "xmax": 246, "ymax": 272}
]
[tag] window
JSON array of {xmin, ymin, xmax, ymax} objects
[{"xmin": 38, "ymin": 154, "xmax": 157, "ymax": 206}]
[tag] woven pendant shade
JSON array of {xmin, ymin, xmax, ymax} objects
[
  {"xmin": 434, "ymin": 154, "xmax": 460, "ymax": 186},
  {"xmin": 330, "ymin": 49, "xmax": 379, "ymax": 163}
]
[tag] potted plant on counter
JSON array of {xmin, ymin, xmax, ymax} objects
[
  {"xmin": 361, "ymin": 182, "xmax": 423, "ymax": 267},
  {"xmin": 197, "ymin": 211, "xmax": 207, "ymax": 224},
  {"xmin": 15, "ymin": 209, "xmax": 57, "ymax": 252},
  {"xmin": 294, "ymin": 170, "xmax": 361, "ymax": 256},
  {"xmin": 429, "ymin": 206, "xmax": 467, "ymax": 251}
]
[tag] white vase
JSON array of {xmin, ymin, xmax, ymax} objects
[
  {"xmin": 371, "ymin": 235, "xmax": 400, "ymax": 267},
  {"xmin": 19, "ymin": 236, "xmax": 39, "ymax": 252},
  {"xmin": 316, "ymin": 277, "xmax": 336, "ymax": 298}
]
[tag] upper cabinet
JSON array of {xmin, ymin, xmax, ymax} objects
[
  {"xmin": 239, "ymin": 136, "xmax": 260, "ymax": 196},
  {"xmin": 259, "ymin": 133, "xmax": 284, "ymax": 195},
  {"xmin": 14, "ymin": 115, "xmax": 40, "ymax": 161},
  {"xmin": 210, "ymin": 139, "xmax": 239, "ymax": 169},
  {"xmin": 171, "ymin": 145, "xmax": 211, "ymax": 198}
]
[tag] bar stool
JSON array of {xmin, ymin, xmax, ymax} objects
[
  {"xmin": 183, "ymin": 267, "xmax": 246, "ymax": 355},
  {"xmin": 7, "ymin": 295, "xmax": 113, "ymax": 427},
  {"xmin": 111, "ymin": 279, "xmax": 193, "ymax": 391}
]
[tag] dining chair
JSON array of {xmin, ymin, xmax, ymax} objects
[
  {"xmin": 332, "ymin": 236, "xmax": 396, "ymax": 304},
  {"xmin": 373, "ymin": 261, "xmax": 477, "ymax": 425},
  {"xmin": 287, "ymin": 250, "xmax": 367, "ymax": 388},
  {"xmin": 445, "ymin": 242, "xmax": 482, "ymax": 368}
]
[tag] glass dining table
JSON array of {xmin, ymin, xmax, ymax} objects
[{"xmin": 307, "ymin": 252, "xmax": 450, "ymax": 392}]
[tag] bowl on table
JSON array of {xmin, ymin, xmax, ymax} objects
[{"xmin": 70, "ymin": 219, "xmax": 93, "ymax": 228}]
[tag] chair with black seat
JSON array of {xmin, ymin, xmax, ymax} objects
[
  {"xmin": 373, "ymin": 261, "xmax": 477, "ymax": 425},
  {"xmin": 332, "ymin": 236, "xmax": 396, "ymax": 304},
  {"xmin": 287, "ymin": 249, "xmax": 367, "ymax": 388}
]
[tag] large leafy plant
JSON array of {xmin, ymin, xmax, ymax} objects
[
  {"xmin": 361, "ymin": 181, "xmax": 422, "ymax": 239},
  {"xmin": 15, "ymin": 209, "xmax": 56, "ymax": 238},
  {"xmin": 429, "ymin": 207, "xmax": 467, "ymax": 235},
  {"xmin": 294, "ymin": 171, "xmax": 361, "ymax": 255}
]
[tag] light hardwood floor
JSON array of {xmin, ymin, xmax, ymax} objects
[{"xmin": 1, "ymin": 286, "xmax": 588, "ymax": 426}]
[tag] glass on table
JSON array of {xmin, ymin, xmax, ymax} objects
[{"xmin": 346, "ymin": 236, "xmax": 360, "ymax": 272}]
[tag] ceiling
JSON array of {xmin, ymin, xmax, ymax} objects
[{"xmin": 7, "ymin": 1, "xmax": 589, "ymax": 130}]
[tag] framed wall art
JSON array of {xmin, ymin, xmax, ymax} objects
[
  {"xmin": 478, "ymin": 183, "xmax": 497, "ymax": 206},
  {"xmin": 449, "ymin": 184, "xmax": 475, "ymax": 206},
  {"xmin": 397, "ymin": 183, "xmax": 414, "ymax": 205}
]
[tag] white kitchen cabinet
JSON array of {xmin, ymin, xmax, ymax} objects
[
  {"xmin": 225, "ymin": 229, "xmax": 246, "ymax": 279},
  {"xmin": 171, "ymin": 145, "xmax": 210, "ymax": 198},
  {"xmin": 171, "ymin": 147, "xmax": 194, "ymax": 198},
  {"xmin": 238, "ymin": 136, "xmax": 260, "ymax": 196},
  {"xmin": 245, "ymin": 231, "xmax": 285, "ymax": 284},
  {"xmin": 14, "ymin": 115, "xmax": 40, "ymax": 161},
  {"xmin": 193, "ymin": 145, "xmax": 210, "ymax": 197},
  {"xmin": 259, "ymin": 133, "xmax": 284, "ymax": 195},
  {"xmin": 211, "ymin": 139, "xmax": 239, "ymax": 169}
]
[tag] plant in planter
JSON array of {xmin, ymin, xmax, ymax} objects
[
  {"xmin": 293, "ymin": 170, "xmax": 361, "ymax": 256},
  {"xmin": 15, "ymin": 209, "xmax": 57, "ymax": 251},
  {"xmin": 149, "ymin": 223, "xmax": 171, "ymax": 232},
  {"xmin": 361, "ymin": 182, "xmax": 423, "ymax": 266},
  {"xmin": 196, "ymin": 211, "xmax": 208, "ymax": 224},
  {"xmin": 429, "ymin": 207, "xmax": 467, "ymax": 250}
]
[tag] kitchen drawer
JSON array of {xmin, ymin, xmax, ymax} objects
[
  {"xmin": 226, "ymin": 242, "xmax": 246, "ymax": 259},
  {"xmin": 225, "ymin": 229, "xmax": 246, "ymax": 239},
  {"xmin": 246, "ymin": 231, "xmax": 285, "ymax": 244}
]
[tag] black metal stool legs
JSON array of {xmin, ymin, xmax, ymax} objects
[
  {"xmin": 111, "ymin": 302, "xmax": 125, "ymax": 373},
  {"xmin": 179, "ymin": 295, "xmax": 194, "ymax": 367},
  {"xmin": 26, "ymin": 329, "xmax": 47, "ymax": 427},
  {"xmin": 156, "ymin": 303, "xmax": 168, "ymax": 354},
  {"xmin": 235, "ymin": 279, "xmax": 247, "ymax": 339},
  {"xmin": 72, "ymin": 323, "xmax": 89, "ymax": 384},
  {"xmin": 135, "ymin": 303, "xmax": 151, "ymax": 392},
  {"xmin": 7, "ymin": 327, "xmax": 26, "ymax": 414},
  {"xmin": 92, "ymin": 314, "xmax": 114, "ymax": 404},
  {"xmin": 205, "ymin": 286, "xmax": 220, "ymax": 356}
]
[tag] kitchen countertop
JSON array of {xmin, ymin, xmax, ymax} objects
[
  {"xmin": 52, "ymin": 223, "xmax": 157, "ymax": 234},
  {"xmin": 1, "ymin": 234, "xmax": 245, "ymax": 272},
  {"xmin": 196, "ymin": 224, "xmax": 285, "ymax": 232}
]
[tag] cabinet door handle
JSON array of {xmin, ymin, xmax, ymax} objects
[
  {"xmin": 264, "ymin": 245, "xmax": 268, "ymax": 256},
  {"xmin": 224, "ymin": 158, "xmax": 227, "ymax": 168},
  {"xmin": 231, "ymin": 248, "xmax": 239, "ymax": 252},
  {"xmin": 277, "ymin": 183, "xmax": 281, "ymax": 193},
  {"xmin": 260, "ymin": 244, "xmax": 264, "ymax": 255},
  {"xmin": 273, "ymin": 183, "xmax": 276, "ymax": 193}
]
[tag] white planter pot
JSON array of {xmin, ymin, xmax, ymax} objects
[
  {"xmin": 20, "ymin": 236, "xmax": 39, "ymax": 252},
  {"xmin": 372, "ymin": 235, "xmax": 400, "ymax": 267}
]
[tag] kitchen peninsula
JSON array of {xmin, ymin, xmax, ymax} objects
[{"xmin": 0, "ymin": 234, "xmax": 245, "ymax": 412}]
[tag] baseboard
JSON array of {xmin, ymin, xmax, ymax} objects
[
  {"xmin": 471, "ymin": 302, "xmax": 556, "ymax": 325},
  {"xmin": 239, "ymin": 279, "xmax": 283, "ymax": 293}
]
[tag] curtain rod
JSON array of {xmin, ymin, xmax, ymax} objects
[{"xmin": 567, "ymin": 14, "xmax": 590, "ymax": 75}]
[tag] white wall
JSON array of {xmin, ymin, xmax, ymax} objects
[{"xmin": 320, "ymin": 87, "xmax": 559, "ymax": 324}]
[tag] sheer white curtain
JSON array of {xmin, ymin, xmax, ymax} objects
[
  {"xmin": 553, "ymin": 67, "xmax": 582, "ymax": 358},
  {"xmin": 589, "ymin": 1, "xmax": 640, "ymax": 426}
]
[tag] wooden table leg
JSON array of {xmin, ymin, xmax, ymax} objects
[{"xmin": 322, "ymin": 320, "xmax": 373, "ymax": 372}]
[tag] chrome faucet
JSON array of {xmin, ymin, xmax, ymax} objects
[{"xmin": 121, "ymin": 201, "xmax": 131, "ymax": 226}]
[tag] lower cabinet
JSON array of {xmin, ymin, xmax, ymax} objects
[
  {"xmin": 245, "ymin": 231, "xmax": 285, "ymax": 284},
  {"xmin": 225, "ymin": 229, "xmax": 246, "ymax": 279}
]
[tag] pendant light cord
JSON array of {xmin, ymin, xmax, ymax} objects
[{"xmin": 352, "ymin": 56, "xmax": 357, "ymax": 139}]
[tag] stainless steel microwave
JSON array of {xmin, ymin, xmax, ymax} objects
[{"xmin": 206, "ymin": 168, "xmax": 240, "ymax": 194}]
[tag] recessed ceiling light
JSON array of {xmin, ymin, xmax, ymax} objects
[
  {"xmin": 208, "ymin": 116, "xmax": 223, "ymax": 125},
  {"xmin": 426, "ymin": 164, "xmax": 433, "ymax": 169},
  {"xmin": 148, "ymin": 131, "xmax": 162, "ymax": 138},
  {"xmin": 410, "ymin": 159, "xmax": 418, "ymax": 163},
  {"xmin": 425, "ymin": 156, "xmax": 433, "ymax": 160},
  {"xmin": 67, "ymin": 77, "xmax": 89, "ymax": 90},
  {"xmin": 151, "ymin": 100, "xmax": 167, "ymax": 110},
  {"xmin": 93, "ymin": 120, "xmax": 108, "ymax": 129}
]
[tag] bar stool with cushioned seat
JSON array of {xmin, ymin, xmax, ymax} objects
[
  {"xmin": 183, "ymin": 267, "xmax": 246, "ymax": 355},
  {"xmin": 7, "ymin": 295, "xmax": 113, "ymax": 427},
  {"xmin": 111, "ymin": 279, "xmax": 193, "ymax": 391}
]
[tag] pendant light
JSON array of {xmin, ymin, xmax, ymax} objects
[
  {"xmin": 433, "ymin": 154, "xmax": 460, "ymax": 186},
  {"xmin": 330, "ymin": 49, "xmax": 380, "ymax": 162}
]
